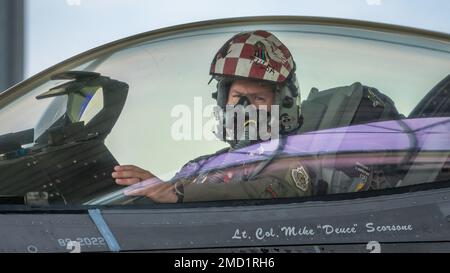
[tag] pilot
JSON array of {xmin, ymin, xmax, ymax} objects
[{"xmin": 112, "ymin": 30, "xmax": 322, "ymax": 203}]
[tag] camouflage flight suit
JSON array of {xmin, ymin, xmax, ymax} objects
[
  {"xmin": 170, "ymin": 148, "xmax": 326, "ymax": 203},
  {"xmin": 170, "ymin": 148, "xmax": 397, "ymax": 203}
]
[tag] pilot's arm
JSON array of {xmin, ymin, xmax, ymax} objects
[
  {"xmin": 181, "ymin": 176, "xmax": 310, "ymax": 202},
  {"xmin": 113, "ymin": 162, "xmax": 319, "ymax": 203},
  {"xmin": 179, "ymin": 161, "xmax": 319, "ymax": 202}
]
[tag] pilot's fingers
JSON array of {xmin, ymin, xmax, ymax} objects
[
  {"xmin": 115, "ymin": 178, "xmax": 141, "ymax": 186},
  {"xmin": 112, "ymin": 170, "xmax": 150, "ymax": 180},
  {"xmin": 113, "ymin": 166, "xmax": 154, "ymax": 180},
  {"xmin": 114, "ymin": 165, "xmax": 150, "ymax": 174}
]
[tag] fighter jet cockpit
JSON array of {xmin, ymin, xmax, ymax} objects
[{"xmin": 1, "ymin": 21, "xmax": 450, "ymax": 207}]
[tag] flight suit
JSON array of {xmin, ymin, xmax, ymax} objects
[
  {"xmin": 170, "ymin": 148, "xmax": 324, "ymax": 203},
  {"xmin": 170, "ymin": 147, "xmax": 396, "ymax": 203}
]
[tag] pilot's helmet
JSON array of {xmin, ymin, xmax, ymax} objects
[{"xmin": 209, "ymin": 30, "xmax": 302, "ymax": 146}]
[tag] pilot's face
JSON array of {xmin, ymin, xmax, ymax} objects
[{"xmin": 227, "ymin": 80, "xmax": 275, "ymax": 111}]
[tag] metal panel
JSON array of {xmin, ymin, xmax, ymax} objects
[
  {"xmin": 1, "ymin": 186, "xmax": 450, "ymax": 252},
  {"xmin": 0, "ymin": 213, "xmax": 108, "ymax": 253},
  {"xmin": 101, "ymin": 187, "xmax": 450, "ymax": 251}
]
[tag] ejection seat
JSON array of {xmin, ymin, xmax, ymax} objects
[
  {"xmin": 299, "ymin": 82, "xmax": 402, "ymax": 133},
  {"xmin": 297, "ymin": 82, "xmax": 404, "ymax": 194}
]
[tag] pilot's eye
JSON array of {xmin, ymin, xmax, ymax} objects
[{"xmin": 255, "ymin": 96, "xmax": 266, "ymax": 102}]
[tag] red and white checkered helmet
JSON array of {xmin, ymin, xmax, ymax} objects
[
  {"xmin": 210, "ymin": 30, "xmax": 302, "ymax": 137},
  {"xmin": 210, "ymin": 30, "xmax": 296, "ymax": 83}
]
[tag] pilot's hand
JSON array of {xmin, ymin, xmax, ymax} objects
[
  {"xmin": 112, "ymin": 165, "xmax": 155, "ymax": 185},
  {"xmin": 112, "ymin": 165, "xmax": 177, "ymax": 203}
]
